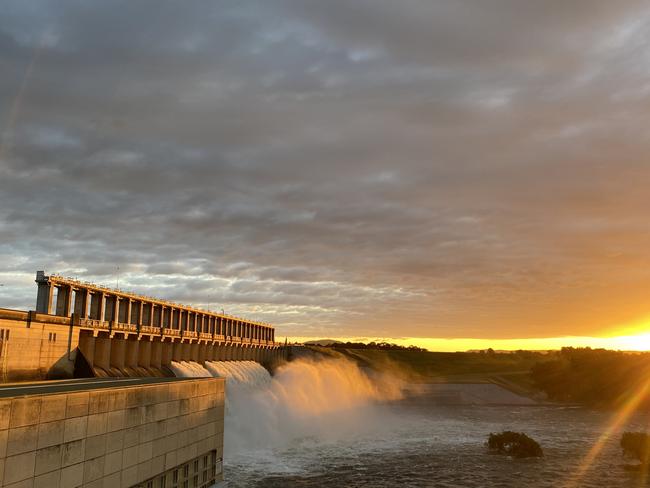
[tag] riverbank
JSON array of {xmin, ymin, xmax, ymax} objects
[
  {"xmin": 302, "ymin": 345, "xmax": 546, "ymax": 400},
  {"xmin": 403, "ymin": 382, "xmax": 538, "ymax": 406}
]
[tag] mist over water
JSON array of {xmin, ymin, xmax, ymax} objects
[
  {"xmin": 173, "ymin": 357, "xmax": 406, "ymax": 450},
  {"xmin": 222, "ymin": 357, "xmax": 404, "ymax": 453}
]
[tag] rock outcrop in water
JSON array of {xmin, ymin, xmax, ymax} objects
[
  {"xmin": 621, "ymin": 432, "xmax": 650, "ymax": 464},
  {"xmin": 487, "ymin": 431, "xmax": 543, "ymax": 458}
]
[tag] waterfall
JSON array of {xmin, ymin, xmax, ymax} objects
[
  {"xmin": 171, "ymin": 360, "xmax": 271, "ymax": 385},
  {"xmin": 204, "ymin": 360, "xmax": 272, "ymax": 389},
  {"xmin": 169, "ymin": 360, "xmax": 211, "ymax": 377},
  {"xmin": 172, "ymin": 357, "xmax": 404, "ymax": 457},
  {"xmin": 172, "ymin": 356, "xmax": 405, "ymax": 464}
]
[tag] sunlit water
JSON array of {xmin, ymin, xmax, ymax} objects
[{"xmin": 172, "ymin": 359, "xmax": 650, "ymax": 487}]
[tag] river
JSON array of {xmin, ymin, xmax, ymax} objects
[
  {"xmin": 173, "ymin": 358, "xmax": 650, "ymax": 487},
  {"xmin": 226, "ymin": 400, "xmax": 650, "ymax": 487}
]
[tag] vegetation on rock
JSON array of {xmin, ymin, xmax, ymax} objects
[
  {"xmin": 621, "ymin": 432, "xmax": 650, "ymax": 464},
  {"xmin": 487, "ymin": 431, "xmax": 543, "ymax": 458}
]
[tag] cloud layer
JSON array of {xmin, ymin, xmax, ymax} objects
[{"xmin": 1, "ymin": 1, "xmax": 649, "ymax": 339}]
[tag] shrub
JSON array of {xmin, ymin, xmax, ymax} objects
[
  {"xmin": 621, "ymin": 432, "xmax": 650, "ymax": 464},
  {"xmin": 487, "ymin": 431, "xmax": 543, "ymax": 458}
]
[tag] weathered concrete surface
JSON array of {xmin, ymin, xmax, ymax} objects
[
  {"xmin": 0, "ymin": 376, "xmax": 225, "ymax": 487},
  {"xmin": 0, "ymin": 309, "xmax": 78, "ymax": 382}
]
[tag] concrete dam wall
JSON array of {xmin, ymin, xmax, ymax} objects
[
  {"xmin": 0, "ymin": 376, "xmax": 224, "ymax": 488},
  {"xmin": 0, "ymin": 308, "xmax": 285, "ymax": 382},
  {"xmin": 0, "ymin": 272, "xmax": 285, "ymax": 487},
  {"xmin": 0, "ymin": 272, "xmax": 287, "ymax": 381}
]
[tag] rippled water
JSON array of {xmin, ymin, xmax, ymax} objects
[{"xmin": 225, "ymin": 397, "xmax": 650, "ymax": 487}]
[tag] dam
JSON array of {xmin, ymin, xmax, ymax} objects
[
  {"xmin": 0, "ymin": 271, "xmax": 285, "ymax": 381},
  {"xmin": 0, "ymin": 272, "xmax": 288, "ymax": 487},
  {"xmin": 0, "ymin": 376, "xmax": 225, "ymax": 488}
]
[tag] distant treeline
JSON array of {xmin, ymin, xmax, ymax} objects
[
  {"xmin": 325, "ymin": 341, "xmax": 427, "ymax": 352},
  {"xmin": 316, "ymin": 343, "xmax": 650, "ymax": 409},
  {"xmin": 531, "ymin": 347, "xmax": 650, "ymax": 408}
]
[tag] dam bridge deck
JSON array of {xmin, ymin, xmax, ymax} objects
[
  {"xmin": 74, "ymin": 315, "xmax": 275, "ymax": 347},
  {"xmin": 36, "ymin": 271, "xmax": 278, "ymax": 347}
]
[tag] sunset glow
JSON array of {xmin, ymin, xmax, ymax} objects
[{"xmin": 291, "ymin": 331, "xmax": 650, "ymax": 352}]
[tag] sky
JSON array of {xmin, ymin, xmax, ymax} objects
[{"xmin": 1, "ymin": 1, "xmax": 649, "ymax": 348}]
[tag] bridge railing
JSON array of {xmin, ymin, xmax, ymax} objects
[
  {"xmin": 139, "ymin": 325, "xmax": 157, "ymax": 335},
  {"xmin": 72, "ymin": 316, "xmax": 280, "ymax": 346},
  {"xmin": 114, "ymin": 322, "xmax": 138, "ymax": 333},
  {"xmin": 76, "ymin": 317, "xmax": 109, "ymax": 330}
]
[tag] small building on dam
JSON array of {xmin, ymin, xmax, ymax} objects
[{"xmin": 0, "ymin": 271, "xmax": 287, "ymax": 487}]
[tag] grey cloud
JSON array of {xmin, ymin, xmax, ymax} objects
[{"xmin": 1, "ymin": 1, "xmax": 650, "ymax": 340}]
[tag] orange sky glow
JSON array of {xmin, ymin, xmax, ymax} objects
[
  {"xmin": 289, "ymin": 316, "xmax": 650, "ymax": 352},
  {"xmin": 289, "ymin": 333, "xmax": 650, "ymax": 353}
]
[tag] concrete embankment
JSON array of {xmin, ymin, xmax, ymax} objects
[{"xmin": 0, "ymin": 376, "xmax": 225, "ymax": 487}]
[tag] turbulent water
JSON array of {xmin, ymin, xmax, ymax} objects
[{"xmin": 172, "ymin": 359, "xmax": 650, "ymax": 487}]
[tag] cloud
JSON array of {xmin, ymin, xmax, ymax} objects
[{"xmin": 1, "ymin": 1, "xmax": 649, "ymax": 339}]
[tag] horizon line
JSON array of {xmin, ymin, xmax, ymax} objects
[{"xmin": 286, "ymin": 333, "xmax": 650, "ymax": 353}]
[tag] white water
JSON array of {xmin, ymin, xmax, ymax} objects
[
  {"xmin": 169, "ymin": 360, "xmax": 211, "ymax": 377},
  {"xmin": 172, "ymin": 357, "xmax": 407, "ymax": 485},
  {"xmin": 171, "ymin": 357, "xmax": 405, "ymax": 450},
  {"xmin": 171, "ymin": 359, "xmax": 650, "ymax": 487},
  {"xmin": 204, "ymin": 360, "xmax": 272, "ymax": 390}
]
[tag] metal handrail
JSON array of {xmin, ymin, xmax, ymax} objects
[{"xmin": 70, "ymin": 316, "xmax": 279, "ymax": 345}]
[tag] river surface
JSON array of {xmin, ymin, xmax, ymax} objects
[
  {"xmin": 224, "ymin": 392, "xmax": 650, "ymax": 487},
  {"xmin": 171, "ymin": 359, "xmax": 650, "ymax": 487}
]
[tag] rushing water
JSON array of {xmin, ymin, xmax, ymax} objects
[{"xmin": 172, "ymin": 359, "xmax": 650, "ymax": 487}]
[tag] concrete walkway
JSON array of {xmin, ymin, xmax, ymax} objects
[{"xmin": 0, "ymin": 376, "xmax": 198, "ymax": 398}]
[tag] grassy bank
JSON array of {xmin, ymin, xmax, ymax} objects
[
  {"xmin": 303, "ymin": 346, "xmax": 650, "ymax": 409},
  {"xmin": 304, "ymin": 346, "xmax": 544, "ymax": 397}
]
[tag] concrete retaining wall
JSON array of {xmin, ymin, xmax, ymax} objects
[
  {"xmin": 0, "ymin": 377, "xmax": 224, "ymax": 487},
  {"xmin": 0, "ymin": 310, "xmax": 79, "ymax": 382}
]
